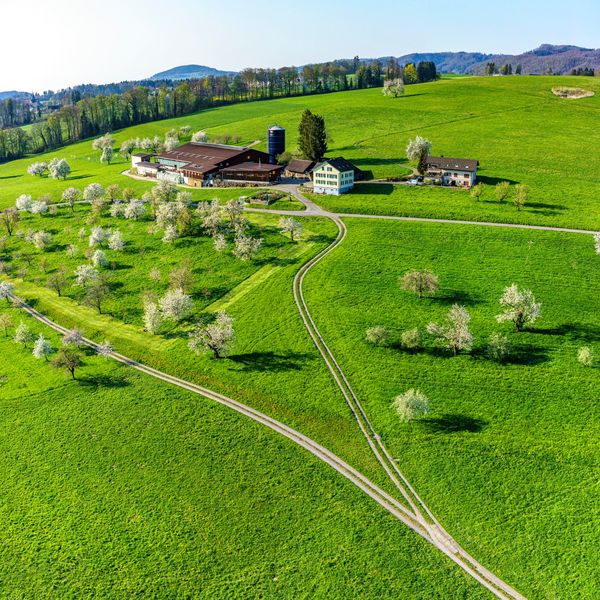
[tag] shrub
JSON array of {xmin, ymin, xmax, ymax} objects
[
  {"xmin": 401, "ymin": 328, "xmax": 422, "ymax": 350},
  {"xmin": 577, "ymin": 346, "xmax": 595, "ymax": 367},
  {"xmin": 365, "ymin": 326, "xmax": 389, "ymax": 346},
  {"xmin": 392, "ymin": 389, "xmax": 430, "ymax": 422},
  {"xmin": 487, "ymin": 333, "xmax": 512, "ymax": 362}
]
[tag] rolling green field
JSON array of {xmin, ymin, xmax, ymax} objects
[
  {"xmin": 1, "ymin": 75, "xmax": 599, "ymax": 597},
  {"xmin": 0, "ymin": 326, "xmax": 485, "ymax": 598},
  {"xmin": 2, "ymin": 75, "xmax": 600, "ymax": 230},
  {"xmin": 304, "ymin": 218, "xmax": 600, "ymax": 598}
]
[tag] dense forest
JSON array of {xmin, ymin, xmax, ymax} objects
[{"xmin": 0, "ymin": 58, "xmax": 438, "ymax": 162}]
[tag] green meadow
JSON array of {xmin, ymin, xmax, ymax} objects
[
  {"xmin": 304, "ymin": 218, "xmax": 600, "ymax": 599},
  {"xmin": 0, "ymin": 327, "xmax": 485, "ymax": 598},
  {"xmin": 1, "ymin": 75, "xmax": 599, "ymax": 597},
  {"xmin": 2, "ymin": 75, "xmax": 600, "ymax": 229}
]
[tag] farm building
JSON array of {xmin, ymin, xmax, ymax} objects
[
  {"xmin": 131, "ymin": 142, "xmax": 278, "ymax": 187},
  {"xmin": 284, "ymin": 159, "xmax": 315, "ymax": 179},
  {"xmin": 312, "ymin": 157, "xmax": 357, "ymax": 195},
  {"xmin": 220, "ymin": 162, "xmax": 283, "ymax": 182},
  {"xmin": 425, "ymin": 156, "xmax": 479, "ymax": 187}
]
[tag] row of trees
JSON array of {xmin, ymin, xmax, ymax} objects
[
  {"xmin": 0, "ymin": 56, "xmax": 444, "ymax": 163},
  {"xmin": 485, "ymin": 63, "xmax": 523, "ymax": 75}
]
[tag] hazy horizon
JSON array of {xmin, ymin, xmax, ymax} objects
[{"xmin": 1, "ymin": 0, "xmax": 598, "ymax": 93}]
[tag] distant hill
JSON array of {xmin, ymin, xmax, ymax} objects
[
  {"xmin": 392, "ymin": 44, "xmax": 600, "ymax": 74},
  {"xmin": 0, "ymin": 91, "xmax": 31, "ymax": 101},
  {"xmin": 148, "ymin": 64, "xmax": 236, "ymax": 81}
]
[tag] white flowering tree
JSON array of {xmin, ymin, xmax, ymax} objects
[
  {"xmin": 89, "ymin": 226, "xmax": 108, "ymax": 247},
  {"xmin": 427, "ymin": 304, "xmax": 473, "ymax": 355},
  {"xmin": 155, "ymin": 202, "xmax": 182, "ymax": 228},
  {"xmin": 74, "ymin": 264, "xmax": 99, "ymax": 287},
  {"xmin": 279, "ymin": 217, "xmax": 303, "ymax": 241},
  {"xmin": 162, "ymin": 224, "xmax": 179, "ymax": 244},
  {"xmin": 143, "ymin": 301, "xmax": 163, "ymax": 334},
  {"xmin": 213, "ymin": 234, "xmax": 227, "ymax": 252},
  {"xmin": 100, "ymin": 146, "xmax": 114, "ymax": 165},
  {"xmin": 124, "ymin": 200, "xmax": 146, "ymax": 220},
  {"xmin": 110, "ymin": 201, "xmax": 125, "ymax": 218},
  {"xmin": 83, "ymin": 183, "xmax": 105, "ymax": 203},
  {"xmin": 188, "ymin": 312, "xmax": 235, "ymax": 359},
  {"xmin": 92, "ymin": 133, "xmax": 115, "ymax": 152},
  {"xmin": 191, "ymin": 130, "xmax": 208, "ymax": 143},
  {"xmin": 91, "ymin": 249, "xmax": 107, "ymax": 268},
  {"xmin": 383, "ymin": 78, "xmax": 405, "ymax": 97},
  {"xmin": 233, "ymin": 235, "xmax": 262, "ymax": 261},
  {"xmin": 392, "ymin": 389, "xmax": 430, "ymax": 422},
  {"xmin": 0, "ymin": 281, "xmax": 14, "ymax": 303},
  {"xmin": 30, "ymin": 201, "xmax": 49, "ymax": 215},
  {"xmin": 32, "ymin": 334, "xmax": 53, "ymax": 360},
  {"xmin": 593, "ymin": 233, "xmax": 600, "ymax": 255},
  {"xmin": 31, "ymin": 230, "xmax": 52, "ymax": 250},
  {"xmin": 164, "ymin": 135, "xmax": 179, "ymax": 152},
  {"xmin": 14, "ymin": 321, "xmax": 34, "ymax": 347},
  {"xmin": 406, "ymin": 136, "xmax": 432, "ymax": 174},
  {"xmin": 108, "ymin": 230, "xmax": 124, "ymax": 251},
  {"xmin": 96, "ymin": 340, "xmax": 114, "ymax": 357},
  {"xmin": 16, "ymin": 194, "xmax": 33, "ymax": 211},
  {"xmin": 159, "ymin": 288, "xmax": 193, "ymax": 322},
  {"xmin": 62, "ymin": 187, "xmax": 81, "ymax": 211},
  {"xmin": 120, "ymin": 139, "xmax": 137, "ymax": 160},
  {"xmin": 48, "ymin": 158, "xmax": 71, "ymax": 180},
  {"xmin": 27, "ymin": 162, "xmax": 48, "ymax": 177},
  {"xmin": 496, "ymin": 284, "xmax": 541, "ymax": 331},
  {"xmin": 63, "ymin": 328, "xmax": 85, "ymax": 347}
]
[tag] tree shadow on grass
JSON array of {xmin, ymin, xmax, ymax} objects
[
  {"xmin": 421, "ymin": 413, "xmax": 487, "ymax": 433},
  {"xmin": 477, "ymin": 175, "xmax": 520, "ymax": 186},
  {"xmin": 306, "ymin": 234, "xmax": 336, "ymax": 244},
  {"xmin": 431, "ymin": 290, "xmax": 483, "ymax": 306},
  {"xmin": 228, "ymin": 351, "xmax": 313, "ymax": 372},
  {"xmin": 67, "ymin": 174, "xmax": 94, "ymax": 182},
  {"xmin": 471, "ymin": 345, "xmax": 550, "ymax": 366},
  {"xmin": 533, "ymin": 322, "xmax": 600, "ymax": 343},
  {"xmin": 351, "ymin": 183, "xmax": 395, "ymax": 195}
]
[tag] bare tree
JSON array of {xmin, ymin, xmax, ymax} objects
[
  {"xmin": 400, "ymin": 269, "xmax": 439, "ymax": 299},
  {"xmin": 52, "ymin": 347, "xmax": 82, "ymax": 379}
]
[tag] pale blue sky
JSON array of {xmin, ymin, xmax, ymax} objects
[{"xmin": 1, "ymin": 0, "xmax": 598, "ymax": 92}]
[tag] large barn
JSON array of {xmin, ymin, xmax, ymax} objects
[{"xmin": 132, "ymin": 142, "xmax": 282, "ymax": 187}]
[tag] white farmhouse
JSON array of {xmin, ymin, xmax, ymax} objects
[{"xmin": 312, "ymin": 157, "xmax": 356, "ymax": 195}]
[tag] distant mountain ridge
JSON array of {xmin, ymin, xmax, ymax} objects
[
  {"xmin": 391, "ymin": 44, "xmax": 600, "ymax": 74},
  {"xmin": 148, "ymin": 64, "xmax": 236, "ymax": 81}
]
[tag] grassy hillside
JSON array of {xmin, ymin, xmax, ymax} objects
[
  {"xmin": 304, "ymin": 218, "xmax": 600, "ymax": 598},
  {"xmin": 0, "ymin": 329, "xmax": 485, "ymax": 598},
  {"xmin": 2, "ymin": 76, "xmax": 600, "ymax": 229}
]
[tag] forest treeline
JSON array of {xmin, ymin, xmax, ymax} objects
[{"xmin": 0, "ymin": 58, "xmax": 438, "ymax": 162}]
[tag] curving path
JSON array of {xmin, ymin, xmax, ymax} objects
[
  {"xmin": 10, "ymin": 292, "xmax": 521, "ymax": 598},
  {"xmin": 248, "ymin": 183, "xmax": 598, "ymax": 236},
  {"xmin": 9, "ymin": 185, "xmax": 565, "ymax": 598}
]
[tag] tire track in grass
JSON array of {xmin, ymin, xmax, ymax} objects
[{"xmin": 291, "ymin": 207, "xmax": 526, "ymax": 599}]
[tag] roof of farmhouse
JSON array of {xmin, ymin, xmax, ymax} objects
[
  {"xmin": 426, "ymin": 156, "xmax": 479, "ymax": 172},
  {"xmin": 157, "ymin": 142, "xmax": 251, "ymax": 168},
  {"xmin": 313, "ymin": 157, "xmax": 357, "ymax": 173}
]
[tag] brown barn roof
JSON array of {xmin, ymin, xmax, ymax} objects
[
  {"xmin": 426, "ymin": 156, "xmax": 479, "ymax": 172},
  {"xmin": 157, "ymin": 142, "xmax": 250, "ymax": 173},
  {"xmin": 286, "ymin": 159, "xmax": 315, "ymax": 174}
]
